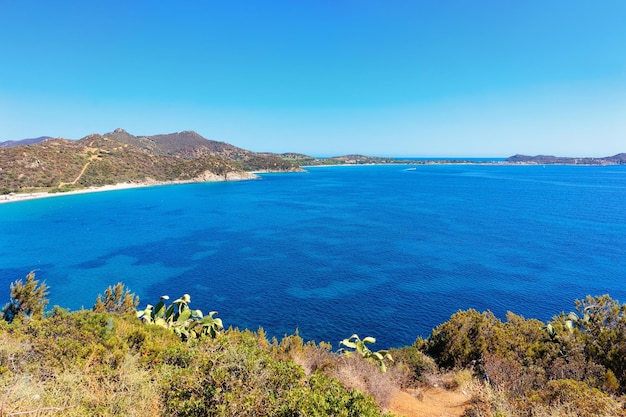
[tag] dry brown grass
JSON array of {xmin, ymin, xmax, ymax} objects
[
  {"xmin": 290, "ymin": 341, "xmax": 337, "ymax": 375},
  {"xmin": 462, "ymin": 376, "xmax": 626, "ymax": 417},
  {"xmin": 279, "ymin": 336, "xmax": 400, "ymax": 410},
  {"xmin": 328, "ymin": 354, "xmax": 398, "ymax": 409},
  {"xmin": 0, "ymin": 351, "xmax": 161, "ymax": 417}
]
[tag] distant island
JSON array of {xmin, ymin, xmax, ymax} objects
[{"xmin": 1, "ymin": 129, "xmax": 624, "ymax": 197}]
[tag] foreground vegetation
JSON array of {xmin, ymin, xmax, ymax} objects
[
  {"xmin": 421, "ymin": 298, "xmax": 626, "ymax": 416},
  {"xmin": 2, "ymin": 273, "xmax": 626, "ymax": 416}
]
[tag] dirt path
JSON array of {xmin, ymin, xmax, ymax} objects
[
  {"xmin": 58, "ymin": 153, "xmax": 100, "ymax": 187},
  {"xmin": 388, "ymin": 387, "xmax": 469, "ymax": 417}
]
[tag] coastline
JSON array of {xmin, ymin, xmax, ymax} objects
[
  {"xmin": 0, "ymin": 171, "xmax": 259, "ymax": 205},
  {"xmin": 0, "ymin": 182, "xmax": 159, "ymax": 205},
  {"xmin": 2, "ymin": 161, "xmax": 622, "ymax": 205}
]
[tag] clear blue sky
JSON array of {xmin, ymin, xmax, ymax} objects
[{"xmin": 1, "ymin": 1, "xmax": 624, "ymax": 157}]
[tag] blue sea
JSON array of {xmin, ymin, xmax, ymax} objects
[{"xmin": 1, "ymin": 164, "xmax": 625, "ymax": 348}]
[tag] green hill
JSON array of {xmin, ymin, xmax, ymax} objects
[{"xmin": 0, "ymin": 129, "xmax": 301, "ymax": 195}]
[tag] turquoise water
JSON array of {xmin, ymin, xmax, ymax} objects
[{"xmin": 1, "ymin": 164, "xmax": 625, "ymax": 347}]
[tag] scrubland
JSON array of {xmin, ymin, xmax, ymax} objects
[{"xmin": 1, "ymin": 275, "xmax": 625, "ymax": 416}]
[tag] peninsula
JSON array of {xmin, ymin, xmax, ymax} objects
[{"xmin": 506, "ymin": 153, "xmax": 626, "ymax": 165}]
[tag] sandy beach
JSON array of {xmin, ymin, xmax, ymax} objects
[
  {"xmin": 0, "ymin": 182, "xmax": 163, "ymax": 205},
  {"xmin": 0, "ymin": 171, "xmax": 259, "ymax": 205}
]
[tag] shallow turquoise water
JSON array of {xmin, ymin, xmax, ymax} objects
[{"xmin": 1, "ymin": 164, "xmax": 625, "ymax": 347}]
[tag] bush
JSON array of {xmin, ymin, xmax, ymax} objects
[
  {"xmin": 160, "ymin": 330, "xmax": 390, "ymax": 416},
  {"xmin": 280, "ymin": 372, "xmax": 388, "ymax": 417},
  {"xmin": 390, "ymin": 344, "xmax": 437, "ymax": 387},
  {"xmin": 573, "ymin": 295, "xmax": 626, "ymax": 390},
  {"xmin": 426, "ymin": 309, "xmax": 504, "ymax": 368},
  {"xmin": 524, "ymin": 379, "xmax": 625, "ymax": 417}
]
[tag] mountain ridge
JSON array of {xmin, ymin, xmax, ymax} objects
[{"xmin": 0, "ymin": 136, "xmax": 53, "ymax": 148}]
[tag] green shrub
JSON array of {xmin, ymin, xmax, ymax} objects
[
  {"xmin": 573, "ymin": 295, "xmax": 626, "ymax": 391},
  {"xmin": 524, "ymin": 379, "xmax": 625, "ymax": 417},
  {"xmin": 426, "ymin": 309, "xmax": 504, "ymax": 368},
  {"xmin": 390, "ymin": 344, "xmax": 437, "ymax": 386},
  {"xmin": 280, "ymin": 372, "xmax": 388, "ymax": 417}
]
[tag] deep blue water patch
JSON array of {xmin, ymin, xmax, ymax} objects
[{"xmin": 1, "ymin": 164, "xmax": 625, "ymax": 347}]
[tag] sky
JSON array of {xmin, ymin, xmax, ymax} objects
[{"xmin": 1, "ymin": 1, "xmax": 625, "ymax": 157}]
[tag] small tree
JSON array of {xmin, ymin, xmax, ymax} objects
[
  {"xmin": 93, "ymin": 282, "xmax": 139, "ymax": 314},
  {"xmin": 2, "ymin": 271, "xmax": 50, "ymax": 323}
]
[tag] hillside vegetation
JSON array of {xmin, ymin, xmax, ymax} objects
[
  {"xmin": 2, "ymin": 273, "xmax": 626, "ymax": 416},
  {"xmin": 0, "ymin": 129, "xmax": 300, "ymax": 195}
]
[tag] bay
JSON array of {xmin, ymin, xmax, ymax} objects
[{"xmin": 1, "ymin": 164, "xmax": 625, "ymax": 348}]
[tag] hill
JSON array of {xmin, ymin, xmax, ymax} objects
[
  {"xmin": 100, "ymin": 129, "xmax": 301, "ymax": 172},
  {"xmin": 507, "ymin": 153, "xmax": 626, "ymax": 165},
  {"xmin": 0, "ymin": 129, "xmax": 300, "ymax": 195}
]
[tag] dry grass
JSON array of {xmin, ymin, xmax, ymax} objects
[
  {"xmin": 328, "ymin": 354, "xmax": 398, "ymax": 409},
  {"xmin": 452, "ymin": 369, "xmax": 474, "ymax": 390},
  {"xmin": 463, "ymin": 379, "xmax": 514, "ymax": 417},
  {"xmin": 462, "ymin": 376, "xmax": 626, "ymax": 417},
  {"xmin": 0, "ymin": 352, "xmax": 161, "ymax": 416},
  {"xmin": 282, "ymin": 337, "xmax": 400, "ymax": 410},
  {"xmin": 290, "ymin": 341, "xmax": 336, "ymax": 375}
]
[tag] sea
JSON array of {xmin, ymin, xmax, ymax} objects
[{"xmin": 1, "ymin": 163, "xmax": 625, "ymax": 348}]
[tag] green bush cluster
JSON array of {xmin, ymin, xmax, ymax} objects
[{"xmin": 421, "ymin": 296, "xmax": 626, "ymax": 416}]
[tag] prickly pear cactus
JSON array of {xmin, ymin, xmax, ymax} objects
[{"xmin": 136, "ymin": 294, "xmax": 223, "ymax": 341}]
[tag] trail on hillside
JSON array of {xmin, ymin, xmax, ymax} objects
[
  {"xmin": 58, "ymin": 149, "xmax": 100, "ymax": 187},
  {"xmin": 389, "ymin": 387, "xmax": 469, "ymax": 417}
]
